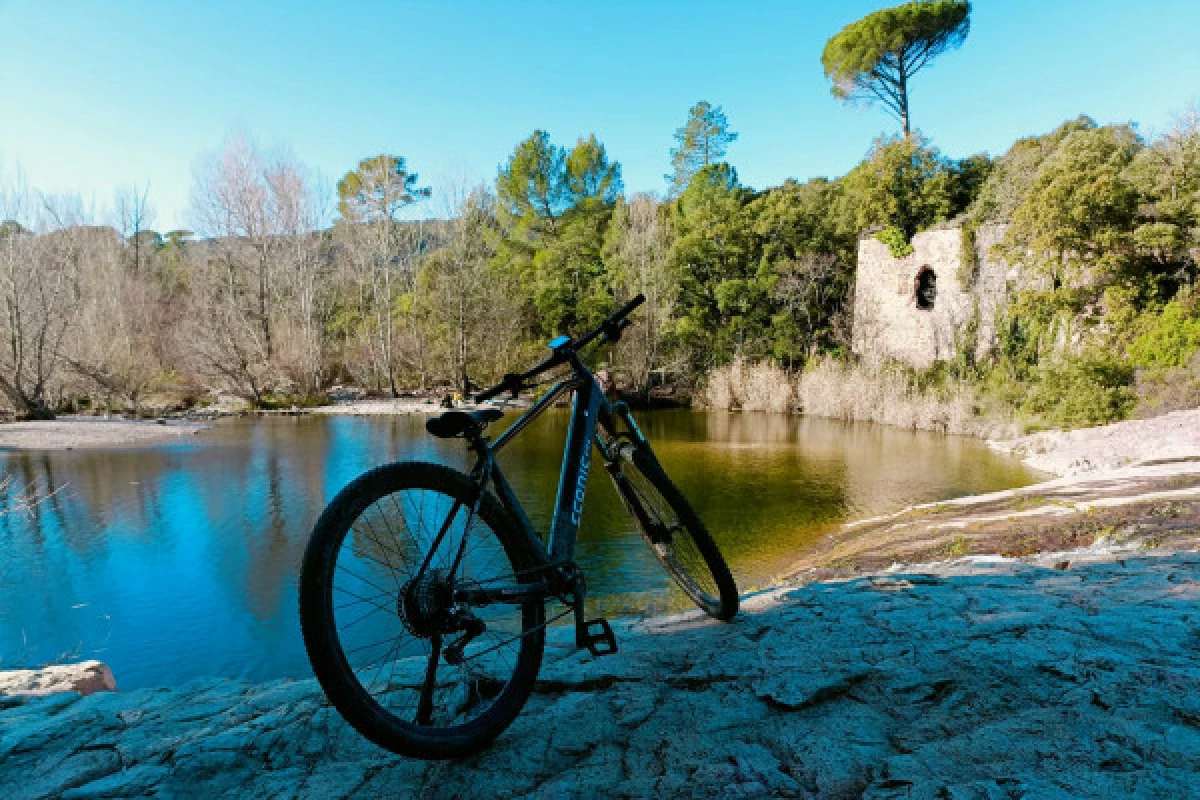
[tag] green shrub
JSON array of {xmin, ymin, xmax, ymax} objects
[
  {"xmin": 1021, "ymin": 355, "xmax": 1136, "ymax": 428},
  {"xmin": 1129, "ymin": 293, "xmax": 1200, "ymax": 369},
  {"xmin": 875, "ymin": 225, "xmax": 914, "ymax": 258}
]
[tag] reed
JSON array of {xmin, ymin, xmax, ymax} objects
[
  {"xmin": 702, "ymin": 359, "xmax": 795, "ymax": 412},
  {"xmin": 703, "ymin": 356, "xmax": 1018, "ymax": 436},
  {"xmin": 797, "ymin": 357, "xmax": 1007, "ymax": 436}
]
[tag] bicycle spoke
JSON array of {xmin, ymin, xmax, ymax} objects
[
  {"xmin": 340, "ymin": 604, "xmax": 387, "ymax": 633},
  {"xmin": 337, "ymin": 564, "xmax": 394, "ymax": 599},
  {"xmin": 458, "ymin": 608, "xmax": 570, "ymax": 665},
  {"xmin": 334, "ymin": 585, "xmax": 393, "ymax": 613},
  {"xmin": 346, "ymin": 632, "xmax": 404, "ymax": 658},
  {"xmin": 355, "ymin": 514, "xmax": 409, "ymax": 587},
  {"xmin": 620, "ymin": 452, "xmax": 722, "ymax": 606},
  {"xmin": 321, "ymin": 472, "xmax": 544, "ymax": 738},
  {"xmin": 367, "ymin": 636, "xmax": 407, "ymax": 697},
  {"xmin": 388, "ymin": 491, "xmax": 426, "ymax": 556},
  {"xmin": 347, "ymin": 540, "xmax": 410, "ymax": 581}
]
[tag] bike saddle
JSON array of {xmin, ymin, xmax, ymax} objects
[{"xmin": 425, "ymin": 408, "xmax": 504, "ymax": 439}]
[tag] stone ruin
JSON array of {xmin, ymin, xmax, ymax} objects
[{"xmin": 851, "ymin": 220, "xmax": 1011, "ymax": 370}]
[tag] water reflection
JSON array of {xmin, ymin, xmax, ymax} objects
[{"xmin": 0, "ymin": 412, "xmax": 1037, "ymax": 688}]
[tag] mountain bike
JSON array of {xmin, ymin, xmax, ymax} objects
[{"xmin": 298, "ymin": 295, "xmax": 739, "ymax": 759}]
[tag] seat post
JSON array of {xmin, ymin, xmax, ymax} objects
[
  {"xmin": 466, "ymin": 430, "xmax": 488, "ymax": 454},
  {"xmin": 466, "ymin": 434, "xmax": 493, "ymax": 482}
]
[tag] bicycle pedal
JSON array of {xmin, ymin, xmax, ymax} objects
[{"xmin": 581, "ymin": 618, "xmax": 618, "ymax": 656}]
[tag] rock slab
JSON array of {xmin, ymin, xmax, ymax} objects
[{"xmin": 4, "ymin": 553, "xmax": 1200, "ymax": 798}]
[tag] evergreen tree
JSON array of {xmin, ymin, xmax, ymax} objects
[
  {"xmin": 337, "ymin": 154, "xmax": 430, "ymax": 223},
  {"xmin": 822, "ymin": 1, "xmax": 971, "ymax": 136},
  {"xmin": 669, "ymin": 164, "xmax": 765, "ymax": 367},
  {"xmin": 495, "ymin": 130, "xmax": 569, "ymax": 238},
  {"xmin": 494, "ymin": 131, "xmax": 623, "ymax": 337},
  {"xmin": 667, "ymin": 102, "xmax": 738, "ymax": 197}
]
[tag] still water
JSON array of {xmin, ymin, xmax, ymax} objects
[{"xmin": 0, "ymin": 412, "xmax": 1038, "ymax": 688}]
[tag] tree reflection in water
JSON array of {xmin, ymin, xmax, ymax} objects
[{"xmin": 0, "ymin": 412, "xmax": 1036, "ymax": 688}]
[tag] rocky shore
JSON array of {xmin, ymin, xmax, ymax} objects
[
  {"xmin": 3, "ymin": 548, "xmax": 1200, "ymax": 798},
  {"xmin": 0, "ymin": 394, "xmax": 528, "ymax": 450},
  {"xmin": 783, "ymin": 409, "xmax": 1200, "ymax": 583}
]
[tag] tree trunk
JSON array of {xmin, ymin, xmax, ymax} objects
[
  {"xmin": 258, "ymin": 249, "xmax": 273, "ymax": 360},
  {"xmin": 897, "ymin": 58, "xmax": 911, "ymax": 138},
  {"xmin": 0, "ymin": 373, "xmax": 54, "ymax": 420}
]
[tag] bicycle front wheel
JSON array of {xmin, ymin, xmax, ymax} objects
[
  {"xmin": 299, "ymin": 461, "xmax": 545, "ymax": 759},
  {"xmin": 610, "ymin": 440, "xmax": 739, "ymax": 620}
]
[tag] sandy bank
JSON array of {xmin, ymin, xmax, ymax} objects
[{"xmin": 0, "ymin": 418, "xmax": 210, "ymax": 451}]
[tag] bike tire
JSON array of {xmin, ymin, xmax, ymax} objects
[
  {"xmin": 299, "ymin": 461, "xmax": 545, "ymax": 759},
  {"xmin": 610, "ymin": 441, "xmax": 740, "ymax": 620}
]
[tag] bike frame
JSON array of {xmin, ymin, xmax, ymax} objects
[{"xmin": 449, "ymin": 357, "xmax": 650, "ymax": 609}]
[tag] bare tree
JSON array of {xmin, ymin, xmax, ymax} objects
[
  {"xmin": 188, "ymin": 135, "xmax": 325, "ymax": 402},
  {"xmin": 603, "ymin": 193, "xmax": 676, "ymax": 396},
  {"xmin": 0, "ymin": 178, "xmax": 88, "ymax": 418},
  {"xmin": 270, "ymin": 164, "xmax": 333, "ymax": 395},
  {"xmin": 113, "ymin": 182, "xmax": 156, "ymax": 274},
  {"xmin": 334, "ymin": 155, "xmax": 432, "ymax": 395},
  {"xmin": 191, "ymin": 135, "xmax": 277, "ymax": 362},
  {"xmin": 772, "ymin": 252, "xmax": 845, "ymax": 358},
  {"xmin": 67, "ymin": 224, "xmax": 164, "ymax": 414}
]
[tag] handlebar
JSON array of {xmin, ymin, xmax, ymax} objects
[
  {"xmin": 474, "ymin": 294, "xmax": 645, "ymax": 403},
  {"xmin": 575, "ymin": 294, "xmax": 645, "ymax": 349}
]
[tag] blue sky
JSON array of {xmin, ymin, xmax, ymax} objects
[{"xmin": 1, "ymin": 0, "xmax": 1198, "ymax": 231}]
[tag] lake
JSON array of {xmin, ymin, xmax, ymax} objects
[{"xmin": 0, "ymin": 411, "xmax": 1039, "ymax": 688}]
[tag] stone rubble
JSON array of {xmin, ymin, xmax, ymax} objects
[{"xmin": 4, "ymin": 549, "xmax": 1200, "ymax": 798}]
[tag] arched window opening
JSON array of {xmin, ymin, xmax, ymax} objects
[{"xmin": 915, "ymin": 268, "xmax": 937, "ymax": 310}]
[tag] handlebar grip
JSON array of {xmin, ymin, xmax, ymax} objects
[
  {"xmin": 611, "ymin": 294, "xmax": 645, "ymax": 323},
  {"xmin": 576, "ymin": 294, "xmax": 647, "ymax": 349}
]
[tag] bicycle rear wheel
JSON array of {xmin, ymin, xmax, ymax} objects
[
  {"xmin": 609, "ymin": 440, "xmax": 739, "ymax": 620},
  {"xmin": 299, "ymin": 461, "xmax": 545, "ymax": 759}
]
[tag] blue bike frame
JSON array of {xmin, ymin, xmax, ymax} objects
[
  {"xmin": 448, "ymin": 359, "xmax": 650, "ymax": 615},
  {"xmin": 485, "ymin": 372, "xmax": 611, "ymax": 564}
]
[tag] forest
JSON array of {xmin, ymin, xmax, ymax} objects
[{"xmin": 0, "ymin": 102, "xmax": 1197, "ymax": 431}]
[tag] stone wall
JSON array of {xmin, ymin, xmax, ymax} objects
[{"xmin": 852, "ymin": 222, "xmax": 1009, "ymax": 370}]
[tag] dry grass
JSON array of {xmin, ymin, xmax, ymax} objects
[
  {"xmin": 703, "ymin": 359, "xmax": 795, "ymax": 412},
  {"xmin": 796, "ymin": 357, "xmax": 1014, "ymax": 436},
  {"xmin": 1135, "ymin": 354, "xmax": 1200, "ymax": 419},
  {"xmin": 703, "ymin": 357, "xmax": 1019, "ymax": 437}
]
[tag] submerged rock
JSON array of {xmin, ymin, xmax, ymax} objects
[{"xmin": 0, "ymin": 660, "xmax": 116, "ymax": 697}]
